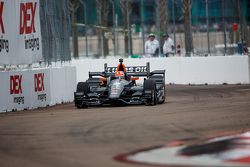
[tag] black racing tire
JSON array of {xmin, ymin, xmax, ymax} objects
[
  {"xmin": 76, "ymin": 105, "xmax": 87, "ymax": 109},
  {"xmin": 76, "ymin": 82, "xmax": 89, "ymax": 108},
  {"xmin": 76, "ymin": 105, "xmax": 88, "ymax": 109},
  {"xmin": 153, "ymin": 90, "xmax": 157, "ymax": 105},
  {"xmin": 157, "ymin": 85, "xmax": 166, "ymax": 104},
  {"xmin": 76, "ymin": 82, "xmax": 89, "ymax": 94},
  {"xmin": 77, "ymin": 104, "xmax": 88, "ymax": 109},
  {"xmin": 144, "ymin": 79, "xmax": 157, "ymax": 106},
  {"xmin": 149, "ymin": 75, "xmax": 165, "ymax": 104}
]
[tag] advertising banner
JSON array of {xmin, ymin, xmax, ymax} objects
[
  {"xmin": 0, "ymin": 1, "xmax": 13, "ymax": 65},
  {"xmin": 5, "ymin": 71, "xmax": 32, "ymax": 110},
  {"xmin": 0, "ymin": 68, "xmax": 51, "ymax": 112},
  {"xmin": 0, "ymin": 66, "xmax": 76, "ymax": 112},
  {"xmin": 31, "ymin": 68, "xmax": 51, "ymax": 108},
  {"xmin": 0, "ymin": 0, "xmax": 42, "ymax": 65}
]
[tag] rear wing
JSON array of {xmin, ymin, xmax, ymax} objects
[
  {"xmin": 104, "ymin": 62, "xmax": 150, "ymax": 77},
  {"xmin": 88, "ymin": 62, "xmax": 165, "ymax": 78}
]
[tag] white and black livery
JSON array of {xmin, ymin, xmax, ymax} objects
[{"xmin": 74, "ymin": 59, "xmax": 165, "ymax": 108}]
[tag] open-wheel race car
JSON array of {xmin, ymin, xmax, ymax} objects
[{"xmin": 74, "ymin": 59, "xmax": 165, "ymax": 108}]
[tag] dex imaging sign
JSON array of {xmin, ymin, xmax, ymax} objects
[
  {"xmin": 0, "ymin": 0, "xmax": 42, "ymax": 65},
  {"xmin": 0, "ymin": 1, "xmax": 5, "ymax": 34},
  {"xmin": 10, "ymin": 75, "xmax": 23, "ymax": 95},
  {"xmin": 0, "ymin": 1, "xmax": 9, "ymax": 53},
  {"xmin": 20, "ymin": 1, "xmax": 40, "ymax": 52},
  {"xmin": 20, "ymin": 2, "xmax": 37, "ymax": 35},
  {"xmin": 1, "ymin": 69, "xmax": 51, "ymax": 111},
  {"xmin": 34, "ymin": 73, "xmax": 44, "ymax": 92},
  {"xmin": 34, "ymin": 72, "xmax": 47, "ymax": 102},
  {"xmin": 9, "ymin": 74, "xmax": 25, "ymax": 107}
]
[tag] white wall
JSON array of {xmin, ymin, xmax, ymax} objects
[
  {"xmin": 0, "ymin": 66, "xmax": 76, "ymax": 113},
  {"xmin": 72, "ymin": 56, "xmax": 250, "ymax": 85},
  {"xmin": 50, "ymin": 66, "xmax": 76, "ymax": 105},
  {"xmin": 1, "ymin": 56, "xmax": 249, "ymax": 113}
]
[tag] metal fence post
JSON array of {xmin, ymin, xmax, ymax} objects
[
  {"xmin": 140, "ymin": 0, "xmax": 145, "ymax": 55},
  {"xmin": 109, "ymin": 0, "xmax": 116, "ymax": 56},
  {"xmin": 79, "ymin": 0, "xmax": 88, "ymax": 57},
  {"xmin": 172, "ymin": 0, "xmax": 176, "ymax": 54},
  {"xmin": 206, "ymin": 0, "xmax": 210, "ymax": 55},
  {"xmin": 222, "ymin": 0, "xmax": 227, "ymax": 56},
  {"xmin": 126, "ymin": 0, "xmax": 132, "ymax": 56}
]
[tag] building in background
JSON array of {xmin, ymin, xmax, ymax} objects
[{"xmin": 75, "ymin": 0, "xmax": 249, "ymax": 32}]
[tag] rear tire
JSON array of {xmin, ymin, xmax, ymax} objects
[
  {"xmin": 149, "ymin": 75, "xmax": 165, "ymax": 104},
  {"xmin": 144, "ymin": 79, "xmax": 157, "ymax": 106},
  {"xmin": 77, "ymin": 82, "xmax": 89, "ymax": 93},
  {"xmin": 158, "ymin": 85, "xmax": 166, "ymax": 104},
  {"xmin": 76, "ymin": 82, "xmax": 89, "ymax": 108}
]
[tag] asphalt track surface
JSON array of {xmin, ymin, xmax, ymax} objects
[{"xmin": 0, "ymin": 85, "xmax": 250, "ymax": 167}]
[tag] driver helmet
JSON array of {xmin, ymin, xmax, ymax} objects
[{"xmin": 115, "ymin": 71, "xmax": 125, "ymax": 79}]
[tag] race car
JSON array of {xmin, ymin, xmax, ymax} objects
[{"xmin": 74, "ymin": 59, "xmax": 165, "ymax": 108}]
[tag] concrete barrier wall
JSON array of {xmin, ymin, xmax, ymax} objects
[
  {"xmin": 249, "ymin": 56, "xmax": 250, "ymax": 83},
  {"xmin": 72, "ymin": 56, "xmax": 250, "ymax": 85},
  {"xmin": 1, "ymin": 56, "xmax": 248, "ymax": 112},
  {"xmin": 0, "ymin": 66, "xmax": 76, "ymax": 113},
  {"xmin": 50, "ymin": 66, "xmax": 77, "ymax": 105}
]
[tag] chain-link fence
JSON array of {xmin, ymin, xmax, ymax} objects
[
  {"xmin": 40, "ymin": 0, "xmax": 71, "ymax": 64},
  {"xmin": 73, "ymin": 0, "xmax": 250, "ymax": 58}
]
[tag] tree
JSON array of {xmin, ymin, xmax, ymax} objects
[
  {"xmin": 69, "ymin": 0, "xmax": 80, "ymax": 58},
  {"xmin": 120, "ymin": 0, "xmax": 132, "ymax": 56},
  {"xmin": 96, "ymin": 0, "xmax": 110, "ymax": 57},
  {"xmin": 183, "ymin": 0, "xmax": 193, "ymax": 56},
  {"xmin": 156, "ymin": 0, "xmax": 169, "ymax": 52}
]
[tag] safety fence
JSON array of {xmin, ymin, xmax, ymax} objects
[
  {"xmin": 40, "ymin": 0, "xmax": 71, "ymax": 64},
  {"xmin": 74, "ymin": 31, "xmax": 250, "ymax": 58},
  {"xmin": 72, "ymin": 0, "xmax": 250, "ymax": 58}
]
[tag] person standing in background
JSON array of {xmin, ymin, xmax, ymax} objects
[
  {"xmin": 144, "ymin": 33, "xmax": 159, "ymax": 57},
  {"xmin": 163, "ymin": 34, "xmax": 175, "ymax": 57}
]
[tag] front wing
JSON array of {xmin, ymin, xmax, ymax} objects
[{"xmin": 74, "ymin": 92, "xmax": 145, "ymax": 107}]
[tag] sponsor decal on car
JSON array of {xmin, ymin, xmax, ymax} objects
[{"xmin": 106, "ymin": 66, "xmax": 148, "ymax": 73}]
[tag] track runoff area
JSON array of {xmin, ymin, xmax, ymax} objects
[
  {"xmin": 115, "ymin": 130, "xmax": 250, "ymax": 167},
  {"xmin": 113, "ymin": 85, "xmax": 250, "ymax": 167}
]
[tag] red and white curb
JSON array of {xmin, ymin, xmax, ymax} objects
[{"xmin": 114, "ymin": 131, "xmax": 250, "ymax": 167}]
